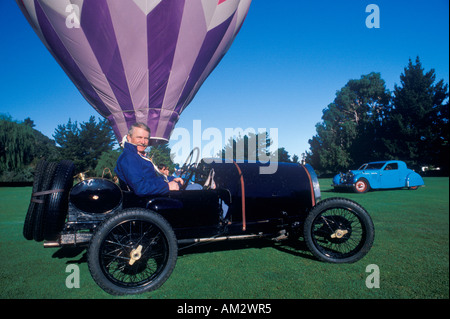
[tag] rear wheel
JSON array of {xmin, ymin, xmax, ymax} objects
[
  {"xmin": 87, "ymin": 208, "xmax": 178, "ymax": 295},
  {"xmin": 304, "ymin": 198, "xmax": 375, "ymax": 263}
]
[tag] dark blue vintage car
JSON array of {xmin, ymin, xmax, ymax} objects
[
  {"xmin": 332, "ymin": 160, "xmax": 424, "ymax": 193},
  {"xmin": 24, "ymin": 152, "xmax": 375, "ymax": 295}
]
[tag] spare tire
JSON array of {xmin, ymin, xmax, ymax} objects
[
  {"xmin": 23, "ymin": 159, "xmax": 48, "ymax": 240},
  {"xmin": 33, "ymin": 161, "xmax": 58, "ymax": 242},
  {"xmin": 42, "ymin": 160, "xmax": 75, "ymax": 241}
]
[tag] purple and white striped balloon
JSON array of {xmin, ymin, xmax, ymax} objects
[{"xmin": 16, "ymin": 0, "xmax": 252, "ymax": 144}]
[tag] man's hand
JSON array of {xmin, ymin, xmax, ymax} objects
[
  {"xmin": 168, "ymin": 181, "xmax": 180, "ymax": 191},
  {"xmin": 173, "ymin": 177, "xmax": 184, "ymax": 185}
]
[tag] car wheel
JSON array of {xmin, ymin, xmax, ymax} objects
[
  {"xmin": 354, "ymin": 178, "xmax": 370, "ymax": 193},
  {"xmin": 87, "ymin": 208, "xmax": 178, "ymax": 295},
  {"xmin": 33, "ymin": 161, "xmax": 59, "ymax": 241},
  {"xmin": 23, "ymin": 159, "xmax": 48, "ymax": 240},
  {"xmin": 304, "ymin": 197, "xmax": 375, "ymax": 263},
  {"xmin": 42, "ymin": 160, "xmax": 75, "ymax": 241}
]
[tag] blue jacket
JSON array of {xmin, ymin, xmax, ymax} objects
[{"xmin": 115, "ymin": 142, "xmax": 169, "ymax": 196}]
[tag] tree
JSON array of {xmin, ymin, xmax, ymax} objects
[
  {"xmin": 23, "ymin": 117, "xmax": 36, "ymax": 128},
  {"xmin": 53, "ymin": 116, "xmax": 116, "ymax": 173},
  {"xmin": 218, "ymin": 131, "xmax": 274, "ymax": 161},
  {"xmin": 385, "ymin": 57, "xmax": 449, "ymax": 171},
  {"xmin": 306, "ymin": 73, "xmax": 391, "ymax": 174},
  {"xmin": 1, "ymin": 115, "xmax": 60, "ymax": 182},
  {"xmin": 94, "ymin": 149, "xmax": 122, "ymax": 177},
  {"xmin": 148, "ymin": 144, "xmax": 176, "ymax": 172},
  {"xmin": 0, "ymin": 114, "xmax": 36, "ymax": 173},
  {"xmin": 275, "ymin": 147, "xmax": 291, "ymax": 163},
  {"xmin": 31, "ymin": 129, "xmax": 60, "ymax": 163},
  {"xmin": 274, "ymin": 147, "xmax": 300, "ymax": 163}
]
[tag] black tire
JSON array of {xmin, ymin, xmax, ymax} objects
[
  {"xmin": 23, "ymin": 159, "xmax": 48, "ymax": 240},
  {"xmin": 42, "ymin": 160, "xmax": 75, "ymax": 241},
  {"xmin": 87, "ymin": 208, "xmax": 178, "ymax": 295},
  {"xmin": 354, "ymin": 178, "xmax": 370, "ymax": 193},
  {"xmin": 33, "ymin": 161, "xmax": 58, "ymax": 241},
  {"xmin": 304, "ymin": 197, "xmax": 375, "ymax": 263}
]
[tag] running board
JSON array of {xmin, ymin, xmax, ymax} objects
[{"xmin": 177, "ymin": 233, "xmax": 266, "ymax": 245}]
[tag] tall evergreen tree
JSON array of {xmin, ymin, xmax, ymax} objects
[
  {"xmin": 53, "ymin": 116, "xmax": 116, "ymax": 172},
  {"xmin": 306, "ymin": 73, "xmax": 391, "ymax": 174},
  {"xmin": 385, "ymin": 57, "xmax": 449, "ymax": 170},
  {"xmin": 148, "ymin": 143, "xmax": 176, "ymax": 171},
  {"xmin": 219, "ymin": 132, "xmax": 274, "ymax": 161},
  {"xmin": 94, "ymin": 149, "xmax": 122, "ymax": 177}
]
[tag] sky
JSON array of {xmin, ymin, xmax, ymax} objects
[{"xmin": 1, "ymin": 0, "xmax": 449, "ymax": 164}]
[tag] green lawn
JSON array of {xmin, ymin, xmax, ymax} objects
[{"xmin": 0, "ymin": 178, "xmax": 448, "ymax": 299}]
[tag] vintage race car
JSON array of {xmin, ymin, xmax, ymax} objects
[
  {"xmin": 332, "ymin": 160, "xmax": 424, "ymax": 193},
  {"xmin": 24, "ymin": 149, "xmax": 375, "ymax": 295}
]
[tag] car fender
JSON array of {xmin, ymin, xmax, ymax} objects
[
  {"xmin": 406, "ymin": 171, "xmax": 425, "ymax": 187},
  {"xmin": 332, "ymin": 174, "xmax": 341, "ymax": 185},
  {"xmin": 351, "ymin": 173, "xmax": 361, "ymax": 184},
  {"xmin": 352, "ymin": 173, "xmax": 367, "ymax": 184},
  {"xmin": 356, "ymin": 172, "xmax": 383, "ymax": 189}
]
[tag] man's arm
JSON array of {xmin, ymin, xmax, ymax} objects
[
  {"xmin": 168, "ymin": 180, "xmax": 180, "ymax": 191},
  {"xmin": 116, "ymin": 154, "xmax": 170, "ymax": 196}
]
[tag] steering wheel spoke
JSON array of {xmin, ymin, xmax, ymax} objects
[{"xmin": 178, "ymin": 148, "xmax": 200, "ymax": 190}]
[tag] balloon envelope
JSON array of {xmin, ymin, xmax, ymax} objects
[{"xmin": 16, "ymin": 0, "xmax": 251, "ymax": 144}]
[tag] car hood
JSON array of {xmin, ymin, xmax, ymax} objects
[
  {"xmin": 349, "ymin": 170, "xmax": 364, "ymax": 174},
  {"xmin": 346, "ymin": 169, "xmax": 378, "ymax": 175}
]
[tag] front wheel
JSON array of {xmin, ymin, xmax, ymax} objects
[
  {"xmin": 354, "ymin": 178, "xmax": 370, "ymax": 193},
  {"xmin": 87, "ymin": 208, "xmax": 178, "ymax": 295},
  {"xmin": 304, "ymin": 198, "xmax": 374, "ymax": 263}
]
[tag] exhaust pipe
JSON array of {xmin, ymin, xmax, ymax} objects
[{"xmin": 43, "ymin": 241, "xmax": 61, "ymax": 248}]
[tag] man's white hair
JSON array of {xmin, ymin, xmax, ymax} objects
[{"xmin": 128, "ymin": 122, "xmax": 151, "ymax": 136}]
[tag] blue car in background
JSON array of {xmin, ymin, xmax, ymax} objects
[{"xmin": 332, "ymin": 160, "xmax": 425, "ymax": 193}]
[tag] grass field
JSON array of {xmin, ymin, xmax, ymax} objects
[{"xmin": 0, "ymin": 178, "xmax": 448, "ymax": 299}]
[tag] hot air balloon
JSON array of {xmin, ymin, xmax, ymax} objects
[{"xmin": 16, "ymin": 0, "xmax": 252, "ymax": 144}]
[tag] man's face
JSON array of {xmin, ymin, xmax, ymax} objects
[{"xmin": 127, "ymin": 127, "xmax": 150, "ymax": 154}]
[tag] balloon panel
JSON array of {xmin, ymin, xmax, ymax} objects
[{"xmin": 16, "ymin": 0, "xmax": 252, "ymax": 143}]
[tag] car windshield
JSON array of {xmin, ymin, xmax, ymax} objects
[{"xmin": 362, "ymin": 163, "xmax": 385, "ymax": 170}]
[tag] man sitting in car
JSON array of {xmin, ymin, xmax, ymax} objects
[{"xmin": 115, "ymin": 123, "xmax": 183, "ymax": 196}]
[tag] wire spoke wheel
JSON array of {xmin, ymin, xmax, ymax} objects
[
  {"xmin": 304, "ymin": 198, "xmax": 374, "ymax": 263},
  {"xmin": 100, "ymin": 219, "xmax": 168, "ymax": 287},
  {"xmin": 312, "ymin": 208, "xmax": 362, "ymax": 259},
  {"xmin": 88, "ymin": 209, "xmax": 177, "ymax": 295}
]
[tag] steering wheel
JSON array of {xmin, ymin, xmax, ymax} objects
[{"xmin": 178, "ymin": 147, "xmax": 200, "ymax": 190}]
